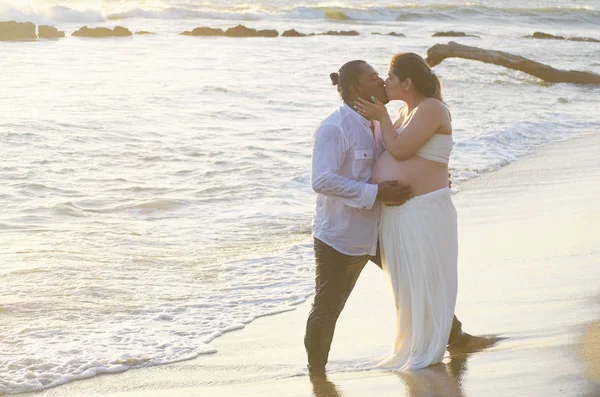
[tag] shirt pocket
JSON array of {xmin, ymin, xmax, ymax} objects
[{"xmin": 352, "ymin": 149, "xmax": 374, "ymax": 179}]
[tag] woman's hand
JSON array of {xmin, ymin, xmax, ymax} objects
[{"xmin": 354, "ymin": 96, "xmax": 388, "ymax": 121}]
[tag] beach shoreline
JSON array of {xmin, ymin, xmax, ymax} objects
[
  {"xmin": 4, "ymin": 0, "xmax": 600, "ymax": 391},
  {"xmin": 20, "ymin": 131, "xmax": 600, "ymax": 397}
]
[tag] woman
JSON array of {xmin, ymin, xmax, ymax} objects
[{"xmin": 354, "ymin": 52, "xmax": 457, "ymax": 370}]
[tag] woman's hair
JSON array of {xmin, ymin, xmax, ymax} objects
[
  {"xmin": 330, "ymin": 60, "xmax": 366, "ymax": 102},
  {"xmin": 390, "ymin": 53, "xmax": 444, "ymax": 103}
]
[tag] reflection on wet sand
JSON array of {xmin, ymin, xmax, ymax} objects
[
  {"xmin": 310, "ymin": 351, "xmax": 469, "ymax": 397},
  {"xmin": 398, "ymin": 362, "xmax": 463, "ymax": 397},
  {"xmin": 310, "ymin": 374, "xmax": 343, "ymax": 397}
]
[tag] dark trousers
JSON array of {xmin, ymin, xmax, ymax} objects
[{"xmin": 304, "ymin": 238, "xmax": 464, "ymax": 372}]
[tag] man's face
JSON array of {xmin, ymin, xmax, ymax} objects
[{"xmin": 353, "ymin": 63, "xmax": 389, "ymax": 104}]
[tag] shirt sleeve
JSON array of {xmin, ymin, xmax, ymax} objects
[{"xmin": 310, "ymin": 123, "xmax": 378, "ymax": 210}]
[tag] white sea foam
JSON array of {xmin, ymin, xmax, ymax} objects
[
  {"xmin": 106, "ymin": 7, "xmax": 267, "ymax": 21},
  {"xmin": 0, "ymin": 242, "xmax": 315, "ymax": 394},
  {"xmin": 0, "ymin": 5, "xmax": 105, "ymax": 25},
  {"xmin": 450, "ymin": 117, "xmax": 591, "ymax": 179}
]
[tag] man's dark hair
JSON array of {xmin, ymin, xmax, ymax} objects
[{"xmin": 330, "ymin": 60, "xmax": 366, "ymax": 102}]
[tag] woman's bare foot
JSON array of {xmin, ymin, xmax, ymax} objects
[{"xmin": 447, "ymin": 333, "xmax": 504, "ymax": 354}]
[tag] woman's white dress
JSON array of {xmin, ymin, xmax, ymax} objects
[{"xmin": 376, "ymin": 133, "xmax": 458, "ymax": 371}]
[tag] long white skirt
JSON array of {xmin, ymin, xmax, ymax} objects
[{"xmin": 377, "ymin": 187, "xmax": 458, "ymax": 371}]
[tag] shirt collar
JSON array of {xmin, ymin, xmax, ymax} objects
[{"xmin": 341, "ymin": 104, "xmax": 371, "ymax": 129}]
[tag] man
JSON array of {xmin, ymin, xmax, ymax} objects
[{"xmin": 305, "ymin": 60, "xmax": 489, "ymax": 377}]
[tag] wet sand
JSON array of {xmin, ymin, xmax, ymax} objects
[{"xmin": 26, "ymin": 132, "xmax": 600, "ymax": 397}]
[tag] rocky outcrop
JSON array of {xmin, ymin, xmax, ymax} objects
[
  {"xmin": 38, "ymin": 25, "xmax": 65, "ymax": 39},
  {"xmin": 181, "ymin": 26, "xmax": 359, "ymax": 37},
  {"xmin": 569, "ymin": 36, "xmax": 600, "ymax": 43},
  {"xmin": 526, "ymin": 31, "xmax": 600, "ymax": 43},
  {"xmin": 181, "ymin": 27, "xmax": 224, "ymax": 36},
  {"xmin": 225, "ymin": 25, "xmax": 278, "ymax": 37},
  {"xmin": 282, "ymin": 29, "xmax": 306, "ymax": 37},
  {"xmin": 135, "ymin": 31, "xmax": 155, "ymax": 35},
  {"xmin": 0, "ymin": 21, "xmax": 37, "ymax": 40},
  {"xmin": 320, "ymin": 30, "xmax": 359, "ymax": 36},
  {"xmin": 432, "ymin": 31, "xmax": 479, "ymax": 38},
  {"xmin": 72, "ymin": 26, "xmax": 133, "ymax": 37},
  {"xmin": 372, "ymin": 32, "xmax": 405, "ymax": 37},
  {"xmin": 426, "ymin": 41, "xmax": 600, "ymax": 85},
  {"xmin": 181, "ymin": 25, "xmax": 278, "ymax": 37},
  {"xmin": 529, "ymin": 32, "xmax": 564, "ymax": 40}
]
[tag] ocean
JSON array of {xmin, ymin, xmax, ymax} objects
[{"xmin": 1, "ymin": 0, "xmax": 599, "ymax": 394}]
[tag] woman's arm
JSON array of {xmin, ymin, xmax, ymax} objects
[{"xmin": 355, "ymin": 97, "xmax": 445, "ymax": 161}]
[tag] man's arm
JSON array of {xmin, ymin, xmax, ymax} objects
[{"xmin": 311, "ymin": 123, "xmax": 378, "ymax": 209}]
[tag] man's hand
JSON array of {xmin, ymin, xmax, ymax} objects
[{"xmin": 376, "ymin": 180, "xmax": 413, "ymax": 206}]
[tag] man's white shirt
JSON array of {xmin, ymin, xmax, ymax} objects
[{"xmin": 311, "ymin": 104, "xmax": 385, "ymax": 256}]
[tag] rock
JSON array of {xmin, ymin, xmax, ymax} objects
[
  {"xmin": 72, "ymin": 26, "xmax": 133, "ymax": 37},
  {"xmin": 38, "ymin": 25, "xmax": 65, "ymax": 39},
  {"xmin": 224, "ymin": 25, "xmax": 253, "ymax": 37},
  {"xmin": 372, "ymin": 32, "xmax": 405, "ymax": 37},
  {"xmin": 282, "ymin": 29, "xmax": 306, "ymax": 37},
  {"xmin": 432, "ymin": 31, "xmax": 479, "ymax": 38},
  {"xmin": 113, "ymin": 26, "xmax": 132, "ymax": 36},
  {"xmin": 135, "ymin": 31, "xmax": 155, "ymax": 35},
  {"xmin": 181, "ymin": 25, "xmax": 278, "ymax": 38},
  {"xmin": 530, "ymin": 32, "xmax": 565, "ymax": 40},
  {"xmin": 569, "ymin": 36, "xmax": 600, "ymax": 43},
  {"xmin": 256, "ymin": 29, "xmax": 278, "ymax": 38},
  {"xmin": 0, "ymin": 21, "xmax": 37, "ymax": 41},
  {"xmin": 180, "ymin": 27, "xmax": 224, "ymax": 36},
  {"xmin": 224, "ymin": 25, "xmax": 278, "ymax": 38},
  {"xmin": 526, "ymin": 31, "xmax": 600, "ymax": 43},
  {"xmin": 320, "ymin": 30, "xmax": 360, "ymax": 36}
]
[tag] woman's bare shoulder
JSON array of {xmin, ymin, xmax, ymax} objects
[
  {"xmin": 420, "ymin": 98, "xmax": 451, "ymax": 120},
  {"xmin": 420, "ymin": 97, "xmax": 446, "ymax": 110}
]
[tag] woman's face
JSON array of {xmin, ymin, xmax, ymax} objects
[{"xmin": 384, "ymin": 67, "xmax": 404, "ymax": 100}]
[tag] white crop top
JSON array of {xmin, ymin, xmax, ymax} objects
[
  {"xmin": 393, "ymin": 125, "xmax": 454, "ymax": 164},
  {"xmin": 416, "ymin": 133, "xmax": 454, "ymax": 164}
]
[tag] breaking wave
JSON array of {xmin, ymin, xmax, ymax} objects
[{"xmin": 2, "ymin": 3, "xmax": 598, "ymax": 26}]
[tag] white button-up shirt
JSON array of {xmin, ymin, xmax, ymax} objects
[{"xmin": 311, "ymin": 104, "xmax": 385, "ymax": 256}]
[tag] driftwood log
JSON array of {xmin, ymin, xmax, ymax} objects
[{"xmin": 426, "ymin": 41, "xmax": 600, "ymax": 85}]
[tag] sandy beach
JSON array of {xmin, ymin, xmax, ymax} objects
[{"xmin": 22, "ymin": 131, "xmax": 600, "ymax": 397}]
